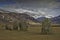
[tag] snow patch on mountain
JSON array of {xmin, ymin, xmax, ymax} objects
[
  {"xmin": 0, "ymin": 8, "xmax": 55, "ymax": 19},
  {"xmin": 14, "ymin": 8, "xmax": 55, "ymax": 18}
]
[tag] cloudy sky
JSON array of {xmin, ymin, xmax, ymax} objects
[{"xmin": 0, "ymin": 0, "xmax": 60, "ymax": 18}]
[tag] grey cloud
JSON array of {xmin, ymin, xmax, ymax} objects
[{"xmin": 0, "ymin": 0, "xmax": 60, "ymax": 18}]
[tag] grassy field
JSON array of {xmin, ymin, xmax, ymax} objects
[{"xmin": 0, "ymin": 25, "xmax": 60, "ymax": 40}]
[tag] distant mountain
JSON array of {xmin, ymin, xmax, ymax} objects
[
  {"xmin": 51, "ymin": 15, "xmax": 60, "ymax": 24},
  {"xmin": 36, "ymin": 15, "xmax": 60, "ymax": 24},
  {"xmin": 36, "ymin": 17, "xmax": 46, "ymax": 22},
  {"xmin": 0, "ymin": 8, "xmax": 60, "ymax": 24},
  {"xmin": 0, "ymin": 8, "xmax": 9, "ymax": 12}
]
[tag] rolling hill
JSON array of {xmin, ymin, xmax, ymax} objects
[{"xmin": 0, "ymin": 10, "xmax": 37, "ymax": 24}]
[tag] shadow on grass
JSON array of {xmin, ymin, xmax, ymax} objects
[
  {"xmin": 39, "ymin": 33, "xmax": 54, "ymax": 35},
  {"xmin": 4, "ymin": 29, "xmax": 54, "ymax": 35},
  {"xmin": 26, "ymin": 31, "xmax": 54, "ymax": 35}
]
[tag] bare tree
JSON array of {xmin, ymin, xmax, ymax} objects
[{"xmin": 41, "ymin": 18, "xmax": 52, "ymax": 34}]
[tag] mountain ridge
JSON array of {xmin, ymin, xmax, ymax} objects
[{"xmin": 36, "ymin": 15, "xmax": 60, "ymax": 24}]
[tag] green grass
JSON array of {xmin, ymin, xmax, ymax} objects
[{"xmin": 0, "ymin": 26, "xmax": 60, "ymax": 40}]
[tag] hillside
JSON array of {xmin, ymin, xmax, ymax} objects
[{"xmin": 0, "ymin": 12, "xmax": 37, "ymax": 24}]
